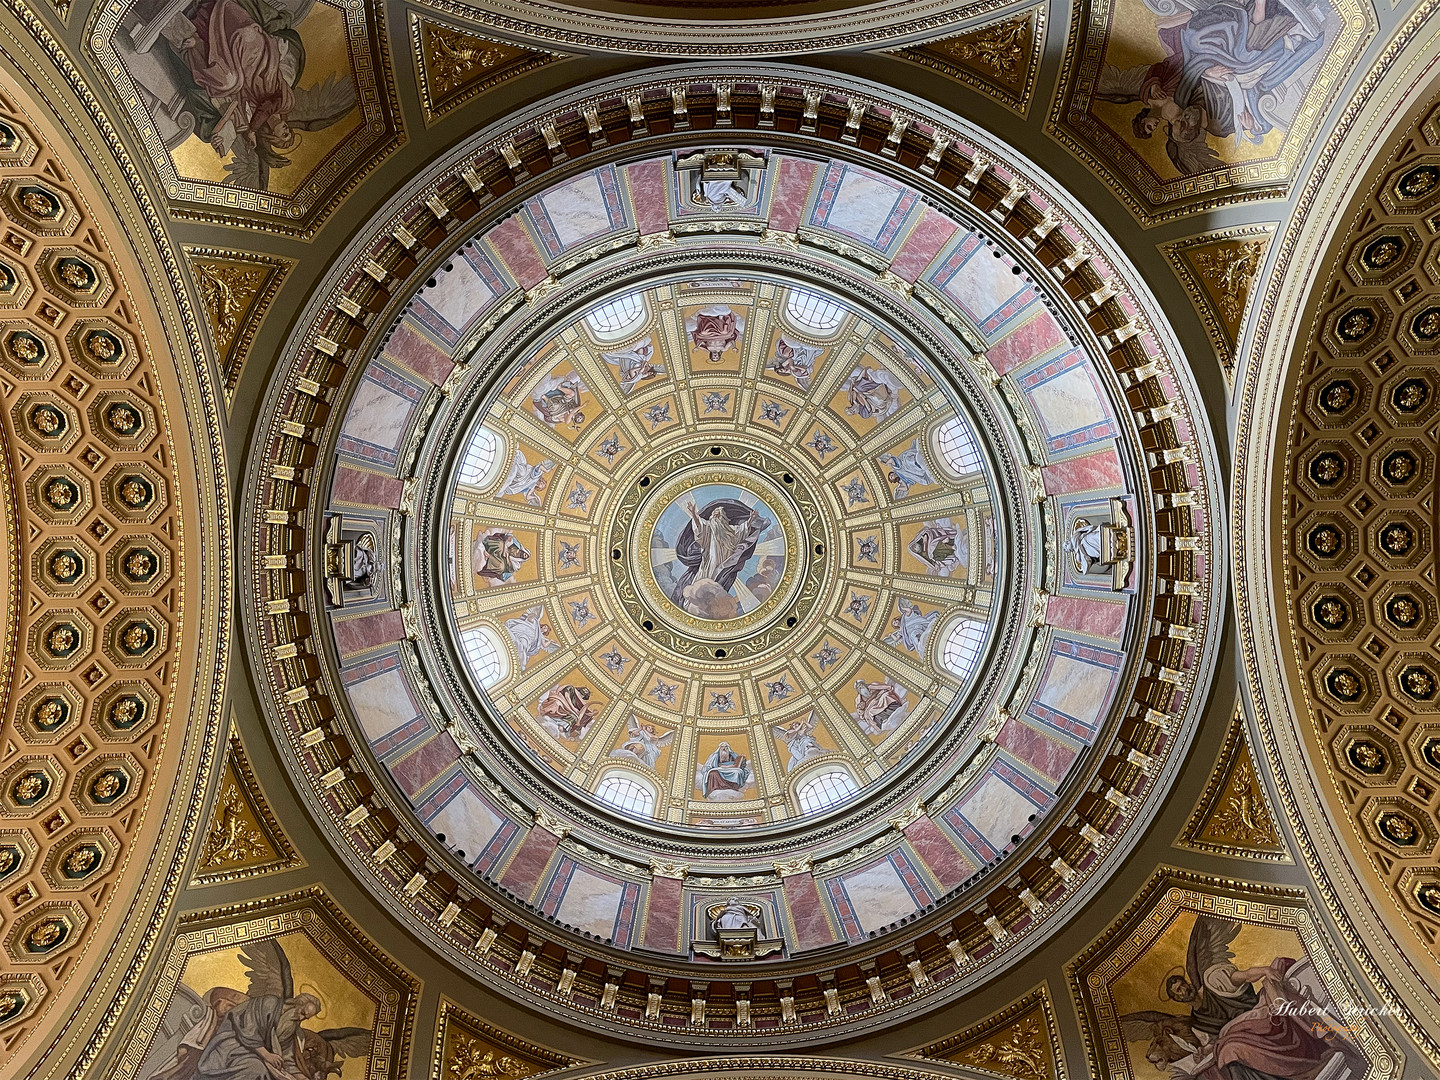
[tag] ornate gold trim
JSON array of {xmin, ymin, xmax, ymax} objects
[
  {"xmin": 431, "ymin": 996, "xmax": 595, "ymax": 1079},
  {"xmin": 901, "ymin": 982, "xmax": 1065, "ymax": 1079},
  {"xmin": 181, "ymin": 247, "xmax": 292, "ymax": 412},
  {"xmin": 1175, "ymin": 705, "xmax": 1290, "ymax": 863},
  {"xmin": 1157, "ymin": 225, "xmax": 1275, "ymax": 391},
  {"xmin": 882, "ymin": 3, "xmax": 1047, "ymax": 118},
  {"xmin": 410, "ymin": 12, "xmax": 564, "ymax": 125},
  {"xmin": 190, "ymin": 720, "xmax": 304, "ymax": 886}
]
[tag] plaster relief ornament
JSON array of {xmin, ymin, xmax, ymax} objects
[
  {"xmin": 498, "ymin": 450, "xmax": 554, "ymax": 507},
  {"xmin": 767, "ymin": 336, "xmax": 821, "ymax": 389},
  {"xmin": 677, "ymin": 149, "xmax": 766, "ymax": 213},
  {"xmin": 322, "ymin": 516, "xmax": 377, "ymax": 607},
  {"xmin": 695, "ymin": 741, "xmax": 753, "ymax": 799},
  {"xmin": 603, "ymin": 340, "xmax": 666, "ymax": 394},
  {"xmin": 610, "ymin": 718, "xmax": 674, "ymax": 770},
  {"xmin": 1062, "ymin": 498, "xmax": 1135, "ymax": 589},
  {"xmin": 687, "ymin": 306, "xmax": 743, "ymax": 363},
  {"xmin": 504, "ymin": 606, "xmax": 558, "ymax": 669},
  {"xmin": 473, "ymin": 528, "xmax": 529, "ymax": 586}
]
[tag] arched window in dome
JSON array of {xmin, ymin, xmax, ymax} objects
[
  {"xmin": 583, "ymin": 292, "xmax": 647, "ymax": 339},
  {"xmin": 595, "ymin": 771, "xmax": 656, "ymax": 817},
  {"xmin": 933, "ymin": 414, "xmax": 982, "ymax": 477},
  {"xmin": 796, "ymin": 766, "xmax": 859, "ymax": 815},
  {"xmin": 785, "ymin": 288, "xmax": 846, "ymax": 333},
  {"xmin": 457, "ymin": 425, "xmax": 504, "ymax": 488},
  {"xmin": 939, "ymin": 617, "xmax": 987, "ymax": 684},
  {"xmin": 459, "ymin": 623, "xmax": 509, "ymax": 689}
]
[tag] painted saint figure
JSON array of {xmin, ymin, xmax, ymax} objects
[
  {"xmin": 878, "ymin": 438, "xmax": 937, "ymax": 497},
  {"xmin": 842, "ymin": 365, "xmax": 903, "ymax": 421},
  {"xmin": 536, "ymin": 683, "xmax": 599, "ymax": 742},
  {"xmin": 767, "ymin": 335, "xmax": 822, "ymax": 389},
  {"xmin": 602, "ymin": 341, "xmax": 665, "ymax": 394},
  {"xmin": 610, "ymin": 718, "xmax": 674, "ymax": 770},
  {"xmin": 504, "ymin": 606, "xmax": 558, "ymax": 669},
  {"xmin": 669, "ymin": 497, "xmax": 769, "ymax": 618},
  {"xmin": 695, "ymin": 741, "xmax": 752, "ymax": 800},
  {"xmin": 530, "ymin": 374, "xmax": 587, "ymax": 429},
  {"xmin": 884, "ymin": 597, "xmax": 940, "ymax": 654},
  {"xmin": 498, "ymin": 450, "xmax": 555, "ymax": 507},
  {"xmin": 472, "ymin": 528, "xmax": 529, "ymax": 585},
  {"xmin": 909, "ymin": 520, "xmax": 962, "ymax": 577},
  {"xmin": 852, "ymin": 678, "xmax": 909, "ymax": 736},
  {"xmin": 687, "ymin": 306, "xmax": 743, "ymax": 363},
  {"xmin": 773, "ymin": 713, "xmax": 825, "ymax": 771}
]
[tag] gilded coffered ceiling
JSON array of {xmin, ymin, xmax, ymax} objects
[{"xmin": 0, "ymin": 0, "xmax": 1437, "ymax": 1077}]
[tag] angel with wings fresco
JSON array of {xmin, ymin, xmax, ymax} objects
[
  {"xmin": 1121, "ymin": 915, "xmax": 1366, "ymax": 1079},
  {"xmin": 143, "ymin": 937, "xmax": 371, "ymax": 1080},
  {"xmin": 147, "ymin": 0, "xmax": 357, "ymax": 191}
]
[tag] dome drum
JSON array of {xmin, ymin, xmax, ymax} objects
[{"xmin": 241, "ymin": 69, "xmax": 1221, "ymax": 1045}]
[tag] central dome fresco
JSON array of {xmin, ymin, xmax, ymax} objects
[
  {"xmin": 444, "ymin": 273, "xmax": 1004, "ymax": 832},
  {"xmin": 241, "ymin": 70, "xmax": 1221, "ymax": 1047}
]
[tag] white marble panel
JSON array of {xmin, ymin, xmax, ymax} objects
[
  {"xmin": 424, "ymin": 259, "xmax": 495, "ymax": 331},
  {"xmin": 959, "ymin": 772, "xmax": 1039, "ymax": 850},
  {"xmin": 428, "ymin": 786, "xmax": 504, "ymax": 857},
  {"xmin": 827, "ymin": 169, "xmax": 903, "ymax": 242},
  {"xmin": 348, "ymin": 667, "xmax": 418, "ymax": 743},
  {"xmin": 555, "ymin": 868, "xmax": 624, "ymax": 938},
  {"xmin": 539, "ymin": 172, "xmax": 612, "ymax": 248},
  {"xmin": 1025, "ymin": 362, "xmax": 1110, "ymax": 439},
  {"xmin": 841, "ymin": 859, "xmax": 918, "ymax": 933},
  {"xmin": 341, "ymin": 378, "xmax": 414, "ymax": 451},
  {"xmin": 1036, "ymin": 653, "xmax": 1113, "ymax": 728}
]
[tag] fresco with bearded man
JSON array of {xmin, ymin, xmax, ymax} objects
[
  {"xmin": 1068, "ymin": 870, "xmax": 1394, "ymax": 1080},
  {"xmin": 96, "ymin": 0, "xmax": 400, "ymax": 233},
  {"xmin": 1050, "ymin": 0, "xmax": 1368, "ymax": 221},
  {"xmin": 122, "ymin": 889, "xmax": 415, "ymax": 1080}
]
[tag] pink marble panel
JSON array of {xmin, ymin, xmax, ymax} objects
[
  {"xmin": 386, "ymin": 320, "xmax": 454, "ymax": 385},
  {"xmin": 986, "ymin": 308, "xmax": 1065, "ymax": 375},
  {"xmin": 499, "ymin": 827, "xmax": 560, "ymax": 899},
  {"xmin": 783, "ymin": 872, "xmax": 839, "ymax": 951},
  {"xmin": 333, "ymin": 466, "xmax": 403, "ymax": 507},
  {"xmin": 1041, "ymin": 447, "xmax": 1124, "ymax": 494},
  {"xmin": 995, "ymin": 716, "xmax": 1078, "ymax": 784},
  {"xmin": 486, "ymin": 217, "xmax": 549, "ymax": 288},
  {"xmin": 768, "ymin": 157, "xmax": 819, "ymax": 233},
  {"xmin": 1044, "ymin": 594, "xmax": 1125, "ymax": 640},
  {"xmin": 888, "ymin": 209, "xmax": 958, "ymax": 283},
  {"xmin": 333, "ymin": 609, "xmax": 404, "ymax": 656},
  {"xmin": 642, "ymin": 874, "xmax": 684, "ymax": 953},
  {"xmin": 624, "ymin": 160, "xmax": 669, "ymax": 235},
  {"xmin": 390, "ymin": 730, "xmax": 460, "ymax": 797},
  {"xmin": 903, "ymin": 816, "xmax": 973, "ymax": 889}
]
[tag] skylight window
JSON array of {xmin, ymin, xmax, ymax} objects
[
  {"xmin": 596, "ymin": 772, "xmax": 656, "ymax": 817},
  {"xmin": 935, "ymin": 415, "xmax": 982, "ymax": 475},
  {"xmin": 797, "ymin": 767, "xmax": 859, "ymax": 814},
  {"xmin": 459, "ymin": 624, "xmax": 509, "ymax": 689},
  {"xmin": 940, "ymin": 618, "xmax": 986, "ymax": 684},
  {"xmin": 457, "ymin": 425, "xmax": 504, "ymax": 487},
  {"xmin": 584, "ymin": 292, "xmax": 646, "ymax": 338},
  {"xmin": 785, "ymin": 289, "xmax": 846, "ymax": 332}
]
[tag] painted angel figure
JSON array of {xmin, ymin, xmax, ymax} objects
[
  {"xmin": 536, "ymin": 683, "xmax": 598, "ymax": 742},
  {"xmin": 140, "ymin": 937, "xmax": 371, "ymax": 1080},
  {"xmin": 695, "ymin": 741, "xmax": 752, "ymax": 800},
  {"xmin": 884, "ymin": 597, "xmax": 939, "ymax": 654},
  {"xmin": 767, "ymin": 336, "xmax": 822, "ymax": 389},
  {"xmin": 843, "ymin": 365, "xmax": 903, "ymax": 421},
  {"xmin": 504, "ymin": 606, "xmax": 558, "ymax": 669},
  {"xmin": 878, "ymin": 438, "xmax": 936, "ymax": 498},
  {"xmin": 773, "ymin": 714, "xmax": 825, "ymax": 771},
  {"xmin": 498, "ymin": 450, "xmax": 555, "ymax": 507},
  {"xmin": 530, "ymin": 374, "xmax": 587, "ymax": 429},
  {"xmin": 609, "ymin": 718, "xmax": 674, "ymax": 770},
  {"xmin": 602, "ymin": 340, "xmax": 666, "ymax": 394},
  {"xmin": 851, "ymin": 679, "xmax": 909, "ymax": 735},
  {"xmin": 151, "ymin": 0, "xmax": 359, "ymax": 192}
]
